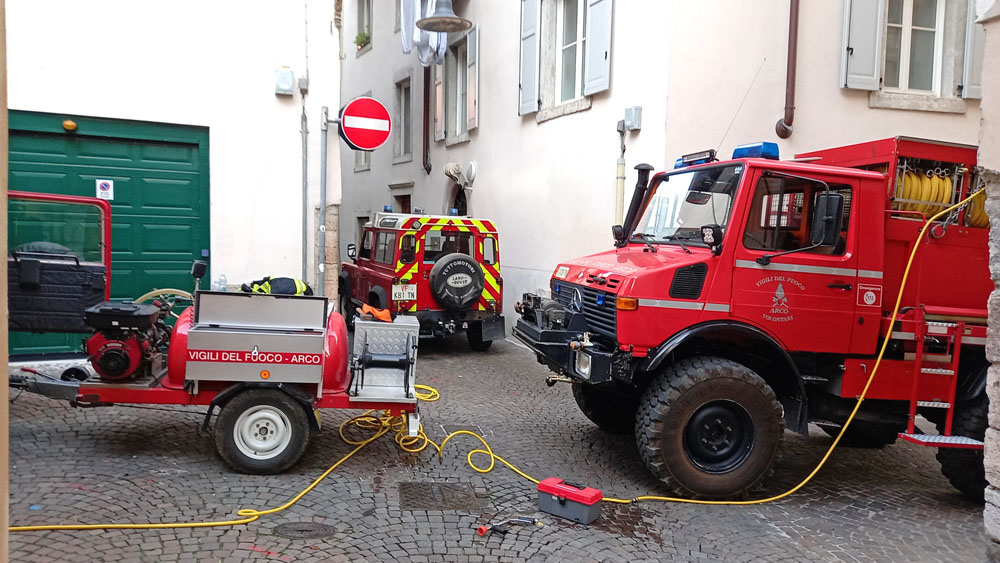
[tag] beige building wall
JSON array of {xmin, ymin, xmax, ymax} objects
[
  {"xmin": 339, "ymin": 1, "xmax": 671, "ymax": 324},
  {"xmin": 5, "ymin": 0, "xmax": 343, "ymax": 290},
  {"xmin": 665, "ymin": 0, "xmax": 982, "ymax": 162}
]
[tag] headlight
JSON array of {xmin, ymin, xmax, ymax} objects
[{"xmin": 575, "ymin": 351, "xmax": 591, "ymax": 378}]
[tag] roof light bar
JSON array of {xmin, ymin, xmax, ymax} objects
[{"xmin": 674, "ymin": 149, "xmax": 717, "ymax": 169}]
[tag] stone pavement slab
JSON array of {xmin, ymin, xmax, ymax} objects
[{"xmin": 8, "ymin": 336, "xmax": 986, "ymax": 562}]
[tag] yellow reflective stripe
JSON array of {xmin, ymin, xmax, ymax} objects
[
  {"xmin": 471, "ymin": 220, "xmax": 488, "ymax": 233},
  {"xmin": 295, "ymin": 279, "xmax": 307, "ymax": 294}
]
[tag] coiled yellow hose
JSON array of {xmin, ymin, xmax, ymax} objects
[{"xmin": 10, "ymin": 189, "xmax": 987, "ymax": 531}]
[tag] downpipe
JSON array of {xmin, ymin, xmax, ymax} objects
[{"xmin": 775, "ymin": 0, "xmax": 799, "ymax": 139}]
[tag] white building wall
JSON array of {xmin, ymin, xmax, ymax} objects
[
  {"xmin": 665, "ymin": 0, "xmax": 982, "ymax": 163},
  {"xmin": 339, "ymin": 1, "xmax": 670, "ymax": 328},
  {"xmin": 5, "ymin": 0, "xmax": 343, "ymax": 289}
]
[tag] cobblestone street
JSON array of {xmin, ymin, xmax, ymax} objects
[{"xmin": 8, "ymin": 337, "xmax": 987, "ymax": 562}]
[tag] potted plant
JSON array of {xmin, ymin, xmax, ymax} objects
[{"xmin": 355, "ymin": 31, "xmax": 370, "ymax": 49}]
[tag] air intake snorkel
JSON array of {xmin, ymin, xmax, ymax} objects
[{"xmin": 614, "ymin": 163, "xmax": 655, "ymax": 248}]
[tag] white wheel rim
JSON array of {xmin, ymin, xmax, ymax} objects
[{"xmin": 233, "ymin": 405, "xmax": 293, "ymax": 460}]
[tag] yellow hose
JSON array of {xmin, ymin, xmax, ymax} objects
[{"xmin": 10, "ymin": 191, "xmax": 986, "ymax": 531}]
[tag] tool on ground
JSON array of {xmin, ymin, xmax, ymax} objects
[
  {"xmin": 536, "ymin": 478, "xmax": 603, "ymax": 524},
  {"xmin": 476, "ymin": 516, "xmax": 542, "ymax": 536}
]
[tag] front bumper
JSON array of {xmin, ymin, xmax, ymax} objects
[{"xmin": 513, "ymin": 293, "xmax": 617, "ymax": 384}]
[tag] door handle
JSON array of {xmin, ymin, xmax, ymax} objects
[{"xmin": 828, "ymin": 283, "xmax": 853, "ymax": 290}]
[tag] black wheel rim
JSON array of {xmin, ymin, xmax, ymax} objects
[{"xmin": 683, "ymin": 400, "xmax": 754, "ymax": 473}]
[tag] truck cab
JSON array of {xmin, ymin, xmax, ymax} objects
[
  {"xmin": 340, "ymin": 213, "xmax": 505, "ymax": 350},
  {"xmin": 515, "ymin": 139, "xmax": 989, "ymax": 500}
]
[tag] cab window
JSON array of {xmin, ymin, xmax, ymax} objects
[
  {"xmin": 400, "ymin": 234, "xmax": 416, "ymax": 264},
  {"xmin": 375, "ymin": 231, "xmax": 397, "ymax": 264},
  {"xmin": 743, "ymin": 174, "xmax": 851, "ymax": 255},
  {"xmin": 423, "ymin": 231, "xmax": 474, "ymax": 263},
  {"xmin": 483, "ymin": 237, "xmax": 497, "ymax": 265},
  {"xmin": 360, "ymin": 230, "xmax": 373, "ymax": 259}
]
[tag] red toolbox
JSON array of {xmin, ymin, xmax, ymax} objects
[{"xmin": 536, "ymin": 477, "xmax": 602, "ymax": 524}]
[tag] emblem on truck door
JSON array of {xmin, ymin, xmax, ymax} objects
[{"xmin": 755, "ymin": 275, "xmax": 804, "ymax": 323}]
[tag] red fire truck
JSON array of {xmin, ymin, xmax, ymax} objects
[{"xmin": 514, "ymin": 138, "xmax": 989, "ymax": 500}]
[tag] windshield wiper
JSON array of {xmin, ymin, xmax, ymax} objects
[
  {"xmin": 663, "ymin": 235, "xmax": 692, "ymax": 254},
  {"xmin": 632, "ymin": 233, "xmax": 658, "ymax": 253}
]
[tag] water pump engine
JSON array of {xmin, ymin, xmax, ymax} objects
[{"xmin": 83, "ymin": 302, "xmax": 168, "ymax": 381}]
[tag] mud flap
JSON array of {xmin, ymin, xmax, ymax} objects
[{"xmin": 481, "ymin": 316, "xmax": 506, "ymax": 341}]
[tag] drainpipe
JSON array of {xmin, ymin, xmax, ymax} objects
[
  {"xmin": 422, "ymin": 66, "xmax": 432, "ymax": 174},
  {"xmin": 775, "ymin": 0, "xmax": 799, "ymax": 139},
  {"xmin": 301, "ymin": 108, "xmax": 309, "ymax": 280},
  {"xmin": 319, "ymin": 106, "xmax": 330, "ymax": 296},
  {"xmin": 615, "ymin": 120, "xmax": 626, "ymax": 225}
]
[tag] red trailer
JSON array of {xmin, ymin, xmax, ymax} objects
[{"xmin": 9, "ymin": 191, "xmax": 420, "ymax": 474}]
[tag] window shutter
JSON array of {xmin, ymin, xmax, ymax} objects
[
  {"xmin": 583, "ymin": 0, "xmax": 613, "ymax": 96},
  {"xmin": 434, "ymin": 62, "xmax": 445, "ymax": 141},
  {"xmin": 961, "ymin": 0, "xmax": 985, "ymax": 99},
  {"xmin": 839, "ymin": 0, "xmax": 885, "ymax": 90},
  {"xmin": 518, "ymin": 0, "xmax": 540, "ymax": 115},
  {"xmin": 467, "ymin": 25, "xmax": 480, "ymax": 130}
]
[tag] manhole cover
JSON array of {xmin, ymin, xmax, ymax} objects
[
  {"xmin": 399, "ymin": 482, "xmax": 480, "ymax": 511},
  {"xmin": 273, "ymin": 521, "xmax": 339, "ymax": 539}
]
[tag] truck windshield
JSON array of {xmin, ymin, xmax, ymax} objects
[{"xmin": 632, "ymin": 164, "xmax": 743, "ymax": 246}]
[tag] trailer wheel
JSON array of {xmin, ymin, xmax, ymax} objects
[
  {"xmin": 466, "ymin": 321, "xmax": 493, "ymax": 351},
  {"xmin": 819, "ymin": 421, "xmax": 900, "ymax": 448},
  {"xmin": 635, "ymin": 356, "xmax": 783, "ymax": 498},
  {"xmin": 214, "ymin": 389, "xmax": 311, "ymax": 475},
  {"xmin": 935, "ymin": 393, "xmax": 988, "ymax": 502},
  {"xmin": 572, "ymin": 382, "xmax": 636, "ymax": 435}
]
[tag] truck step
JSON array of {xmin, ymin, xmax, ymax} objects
[
  {"xmin": 920, "ymin": 367, "xmax": 955, "ymax": 375},
  {"xmin": 898, "ymin": 433, "xmax": 983, "ymax": 449},
  {"xmin": 801, "ymin": 375, "xmax": 829, "ymax": 383},
  {"xmin": 925, "ymin": 321, "xmax": 959, "ymax": 331},
  {"xmin": 349, "ymin": 383, "xmax": 417, "ymax": 404},
  {"xmin": 916, "ymin": 401, "xmax": 950, "ymax": 408},
  {"xmin": 810, "ymin": 419, "xmax": 842, "ymax": 428}
]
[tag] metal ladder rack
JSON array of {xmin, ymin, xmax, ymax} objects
[{"xmin": 897, "ymin": 307, "xmax": 983, "ymax": 449}]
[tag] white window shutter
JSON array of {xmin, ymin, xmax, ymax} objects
[
  {"xmin": 961, "ymin": 0, "xmax": 985, "ymax": 99},
  {"xmin": 840, "ymin": 0, "xmax": 885, "ymax": 90},
  {"xmin": 518, "ymin": 0, "xmax": 540, "ymax": 115},
  {"xmin": 583, "ymin": 0, "xmax": 613, "ymax": 96},
  {"xmin": 434, "ymin": 62, "xmax": 445, "ymax": 141},
  {"xmin": 467, "ymin": 25, "xmax": 479, "ymax": 131}
]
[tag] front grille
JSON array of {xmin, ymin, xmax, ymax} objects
[
  {"xmin": 552, "ymin": 281, "xmax": 617, "ymax": 339},
  {"xmin": 670, "ymin": 263, "xmax": 708, "ymax": 299}
]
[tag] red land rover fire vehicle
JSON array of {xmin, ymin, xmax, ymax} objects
[
  {"xmin": 340, "ymin": 213, "xmax": 505, "ymax": 350},
  {"xmin": 514, "ymin": 138, "xmax": 990, "ymax": 500}
]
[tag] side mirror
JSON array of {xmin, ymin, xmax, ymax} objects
[
  {"xmin": 190, "ymin": 260, "xmax": 207, "ymax": 280},
  {"xmin": 612, "ymin": 225, "xmax": 625, "ymax": 244},
  {"xmin": 811, "ymin": 193, "xmax": 845, "ymax": 246},
  {"xmin": 700, "ymin": 224, "xmax": 724, "ymax": 255},
  {"xmin": 347, "ymin": 243, "xmax": 357, "ymax": 261}
]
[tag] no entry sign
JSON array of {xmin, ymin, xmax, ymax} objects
[{"xmin": 338, "ymin": 97, "xmax": 392, "ymax": 151}]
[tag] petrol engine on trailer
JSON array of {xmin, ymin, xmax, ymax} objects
[{"xmin": 83, "ymin": 302, "xmax": 170, "ymax": 381}]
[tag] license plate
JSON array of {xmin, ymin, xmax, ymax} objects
[{"xmin": 392, "ymin": 284, "xmax": 417, "ymax": 301}]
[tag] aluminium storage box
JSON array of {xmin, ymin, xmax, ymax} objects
[
  {"xmin": 185, "ymin": 291, "xmax": 328, "ymax": 389},
  {"xmin": 350, "ymin": 316, "xmax": 419, "ymax": 403},
  {"xmin": 536, "ymin": 477, "xmax": 602, "ymax": 524}
]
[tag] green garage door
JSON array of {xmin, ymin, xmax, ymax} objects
[{"xmin": 8, "ymin": 111, "xmax": 210, "ymax": 355}]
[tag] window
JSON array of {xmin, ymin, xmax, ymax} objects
[
  {"xmin": 394, "ymin": 194, "xmax": 411, "ymax": 214},
  {"xmin": 743, "ymin": 175, "xmax": 851, "ymax": 256},
  {"xmin": 557, "ymin": 0, "xmax": 586, "ymax": 103},
  {"xmin": 483, "ymin": 237, "xmax": 498, "ymax": 265},
  {"xmin": 884, "ymin": 0, "xmax": 943, "ymax": 93},
  {"xmin": 423, "ymin": 231, "xmax": 474, "ymax": 263},
  {"xmin": 841, "ymin": 0, "xmax": 985, "ymax": 108},
  {"xmin": 519, "ymin": 0, "xmax": 613, "ymax": 120},
  {"xmin": 435, "ymin": 26, "xmax": 479, "ymax": 143},
  {"xmin": 356, "ymin": 0, "xmax": 372, "ymax": 50},
  {"xmin": 360, "ymin": 230, "xmax": 373, "ymax": 259},
  {"xmin": 394, "ymin": 73, "xmax": 413, "ymax": 161},
  {"xmin": 374, "ymin": 231, "xmax": 397, "ymax": 264},
  {"xmin": 400, "ymin": 234, "xmax": 416, "ymax": 264}
]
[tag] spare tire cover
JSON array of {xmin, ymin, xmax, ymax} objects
[{"xmin": 429, "ymin": 253, "xmax": 485, "ymax": 310}]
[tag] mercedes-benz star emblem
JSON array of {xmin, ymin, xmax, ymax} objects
[{"xmin": 570, "ymin": 288, "xmax": 583, "ymax": 312}]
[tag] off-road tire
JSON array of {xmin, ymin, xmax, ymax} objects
[
  {"xmin": 214, "ymin": 389, "xmax": 311, "ymax": 475},
  {"xmin": 429, "ymin": 253, "xmax": 485, "ymax": 310},
  {"xmin": 819, "ymin": 421, "xmax": 900, "ymax": 448},
  {"xmin": 935, "ymin": 393, "xmax": 988, "ymax": 502},
  {"xmin": 635, "ymin": 356, "xmax": 783, "ymax": 499},
  {"xmin": 338, "ymin": 288, "xmax": 355, "ymax": 330},
  {"xmin": 573, "ymin": 383, "xmax": 636, "ymax": 434},
  {"xmin": 466, "ymin": 321, "xmax": 493, "ymax": 352}
]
